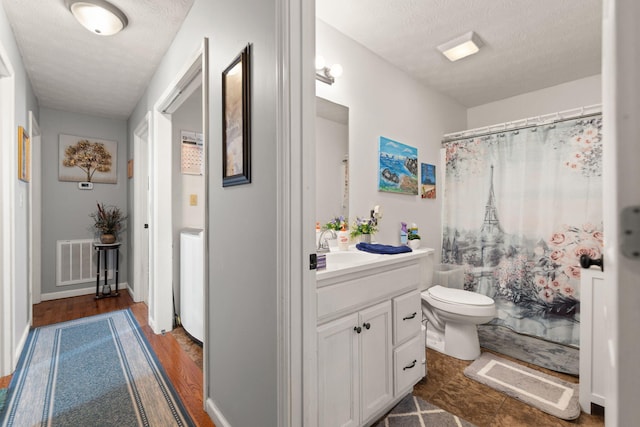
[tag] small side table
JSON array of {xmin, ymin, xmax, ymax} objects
[{"xmin": 93, "ymin": 242, "xmax": 121, "ymax": 299}]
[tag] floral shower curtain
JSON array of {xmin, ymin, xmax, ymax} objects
[{"xmin": 441, "ymin": 115, "xmax": 603, "ymax": 346}]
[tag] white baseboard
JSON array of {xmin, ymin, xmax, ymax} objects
[
  {"xmin": 13, "ymin": 322, "xmax": 30, "ymax": 370},
  {"xmin": 41, "ymin": 282, "xmax": 130, "ymax": 301},
  {"xmin": 206, "ymin": 398, "xmax": 232, "ymax": 427}
]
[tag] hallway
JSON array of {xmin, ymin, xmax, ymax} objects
[{"xmin": 1, "ymin": 292, "xmax": 213, "ymax": 426}]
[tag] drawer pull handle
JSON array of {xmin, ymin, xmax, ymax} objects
[
  {"xmin": 354, "ymin": 326, "xmax": 362, "ymax": 334},
  {"xmin": 403, "ymin": 312, "xmax": 417, "ymax": 321},
  {"xmin": 403, "ymin": 360, "xmax": 417, "ymax": 371},
  {"xmin": 363, "ymin": 322, "xmax": 371, "ymax": 330}
]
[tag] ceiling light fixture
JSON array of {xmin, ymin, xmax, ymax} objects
[
  {"xmin": 437, "ymin": 31, "xmax": 483, "ymax": 62},
  {"xmin": 66, "ymin": 0, "xmax": 128, "ymax": 36},
  {"xmin": 315, "ymin": 55, "xmax": 343, "ymax": 85}
]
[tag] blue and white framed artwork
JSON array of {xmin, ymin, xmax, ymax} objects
[
  {"xmin": 378, "ymin": 136, "xmax": 418, "ymax": 195},
  {"xmin": 421, "ymin": 163, "xmax": 436, "ymax": 199}
]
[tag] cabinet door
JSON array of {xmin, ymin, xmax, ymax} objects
[
  {"xmin": 359, "ymin": 301, "xmax": 392, "ymax": 423},
  {"xmin": 318, "ymin": 312, "xmax": 360, "ymax": 427}
]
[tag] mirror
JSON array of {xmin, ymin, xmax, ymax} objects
[{"xmin": 316, "ymin": 97, "xmax": 349, "ymax": 226}]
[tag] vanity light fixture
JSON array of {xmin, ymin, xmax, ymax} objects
[
  {"xmin": 66, "ymin": 0, "xmax": 128, "ymax": 36},
  {"xmin": 437, "ymin": 31, "xmax": 483, "ymax": 62},
  {"xmin": 315, "ymin": 55, "xmax": 343, "ymax": 85}
]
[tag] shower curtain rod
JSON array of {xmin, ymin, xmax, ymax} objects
[{"xmin": 442, "ymin": 103, "xmax": 602, "ymax": 144}]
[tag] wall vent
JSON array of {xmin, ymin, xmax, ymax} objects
[{"xmin": 56, "ymin": 239, "xmax": 111, "ymax": 287}]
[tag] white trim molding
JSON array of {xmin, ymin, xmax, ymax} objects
[
  {"xmin": 40, "ymin": 282, "xmax": 131, "ymax": 301},
  {"xmin": 275, "ymin": 0, "xmax": 317, "ymax": 425},
  {"xmin": 0, "ymin": 42, "xmax": 16, "ymax": 376}
]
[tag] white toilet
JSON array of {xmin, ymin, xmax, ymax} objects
[{"xmin": 420, "ymin": 268, "xmax": 496, "ymax": 360}]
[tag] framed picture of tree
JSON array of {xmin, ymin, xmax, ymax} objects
[{"xmin": 58, "ymin": 134, "xmax": 118, "ymax": 184}]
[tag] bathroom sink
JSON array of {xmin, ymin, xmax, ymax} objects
[{"xmin": 323, "ymin": 250, "xmax": 382, "ymax": 270}]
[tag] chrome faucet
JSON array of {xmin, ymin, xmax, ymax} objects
[{"xmin": 317, "ymin": 229, "xmax": 337, "ymax": 253}]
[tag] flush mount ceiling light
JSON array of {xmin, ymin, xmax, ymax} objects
[
  {"xmin": 437, "ymin": 31, "xmax": 483, "ymax": 62},
  {"xmin": 315, "ymin": 55, "xmax": 343, "ymax": 85},
  {"xmin": 66, "ymin": 0, "xmax": 128, "ymax": 36}
]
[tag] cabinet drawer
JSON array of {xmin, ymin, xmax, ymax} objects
[
  {"xmin": 393, "ymin": 290, "xmax": 421, "ymax": 345},
  {"xmin": 393, "ymin": 335, "xmax": 424, "ymax": 396}
]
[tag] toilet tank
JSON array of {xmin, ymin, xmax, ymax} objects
[{"xmin": 433, "ymin": 264, "xmax": 465, "ymax": 290}]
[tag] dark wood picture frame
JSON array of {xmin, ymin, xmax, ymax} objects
[{"xmin": 222, "ymin": 44, "xmax": 251, "ymax": 187}]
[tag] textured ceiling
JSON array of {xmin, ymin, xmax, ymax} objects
[
  {"xmin": 317, "ymin": 0, "xmax": 602, "ymax": 107},
  {"xmin": 2, "ymin": 0, "xmax": 193, "ymax": 119}
]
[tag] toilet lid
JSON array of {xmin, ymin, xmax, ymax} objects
[{"xmin": 427, "ymin": 285, "xmax": 494, "ymax": 306}]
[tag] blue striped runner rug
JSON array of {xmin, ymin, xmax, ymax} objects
[{"xmin": 0, "ymin": 309, "xmax": 194, "ymax": 426}]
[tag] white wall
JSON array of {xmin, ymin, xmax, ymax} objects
[
  {"xmin": 39, "ymin": 108, "xmax": 128, "ymax": 297},
  {"xmin": 316, "ymin": 19, "xmax": 467, "ymax": 258},
  {"xmin": 0, "ymin": 2, "xmax": 39, "ymax": 375},
  {"xmin": 315, "ymin": 114, "xmax": 347, "ymax": 224},
  {"xmin": 467, "ymin": 74, "xmax": 602, "ymax": 129},
  {"xmin": 127, "ymin": 0, "xmax": 279, "ymax": 425},
  {"xmin": 171, "ymin": 86, "xmax": 204, "ymax": 315}
]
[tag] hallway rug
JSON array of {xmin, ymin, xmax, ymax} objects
[
  {"xmin": 372, "ymin": 394, "xmax": 476, "ymax": 427},
  {"xmin": 464, "ymin": 352, "xmax": 580, "ymax": 420},
  {"xmin": 0, "ymin": 389, "xmax": 6, "ymax": 414},
  {"xmin": 0, "ymin": 309, "xmax": 194, "ymax": 426},
  {"xmin": 478, "ymin": 324, "xmax": 579, "ymax": 375}
]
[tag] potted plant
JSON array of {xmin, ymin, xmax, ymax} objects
[
  {"xmin": 350, "ymin": 217, "xmax": 378, "ymax": 243},
  {"xmin": 324, "ymin": 215, "xmax": 347, "ymax": 231},
  {"xmin": 408, "ymin": 233, "xmax": 421, "ymax": 249},
  {"xmin": 90, "ymin": 203, "xmax": 127, "ymax": 244}
]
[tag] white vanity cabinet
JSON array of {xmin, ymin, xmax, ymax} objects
[
  {"xmin": 317, "ymin": 301, "xmax": 392, "ymax": 427},
  {"xmin": 316, "ymin": 249, "xmax": 433, "ymax": 427},
  {"xmin": 579, "ymin": 267, "xmax": 606, "ymax": 413}
]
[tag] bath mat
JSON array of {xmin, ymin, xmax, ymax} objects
[
  {"xmin": 464, "ymin": 352, "xmax": 580, "ymax": 420},
  {"xmin": 0, "ymin": 309, "xmax": 194, "ymax": 426},
  {"xmin": 372, "ymin": 393, "xmax": 477, "ymax": 427},
  {"xmin": 478, "ymin": 325, "xmax": 579, "ymax": 375}
]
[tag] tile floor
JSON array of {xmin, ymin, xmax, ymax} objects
[{"xmin": 413, "ymin": 348, "xmax": 605, "ymax": 427}]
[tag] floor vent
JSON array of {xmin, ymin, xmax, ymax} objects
[{"xmin": 56, "ymin": 239, "xmax": 104, "ymax": 287}]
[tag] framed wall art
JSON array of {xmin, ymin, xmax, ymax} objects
[
  {"xmin": 421, "ymin": 163, "xmax": 436, "ymax": 199},
  {"xmin": 18, "ymin": 126, "xmax": 30, "ymax": 182},
  {"xmin": 378, "ymin": 136, "xmax": 418, "ymax": 195},
  {"xmin": 59, "ymin": 134, "xmax": 117, "ymax": 184},
  {"xmin": 222, "ymin": 44, "xmax": 251, "ymax": 187}
]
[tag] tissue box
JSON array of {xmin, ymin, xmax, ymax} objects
[{"xmin": 316, "ymin": 254, "xmax": 326, "ymax": 270}]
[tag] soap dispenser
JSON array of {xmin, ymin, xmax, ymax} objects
[
  {"xmin": 338, "ymin": 224, "xmax": 349, "ymax": 251},
  {"xmin": 400, "ymin": 222, "xmax": 408, "ymax": 245}
]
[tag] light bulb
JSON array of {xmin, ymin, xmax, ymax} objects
[
  {"xmin": 315, "ymin": 55, "xmax": 326, "ymax": 71},
  {"xmin": 328, "ymin": 64, "xmax": 343, "ymax": 78}
]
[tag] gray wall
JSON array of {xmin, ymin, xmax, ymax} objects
[
  {"xmin": 127, "ymin": 0, "xmax": 279, "ymax": 424},
  {"xmin": 40, "ymin": 108, "xmax": 128, "ymax": 296},
  {"xmin": 0, "ymin": 2, "xmax": 39, "ymax": 366}
]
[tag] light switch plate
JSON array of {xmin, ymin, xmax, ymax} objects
[{"xmin": 189, "ymin": 194, "xmax": 197, "ymax": 206}]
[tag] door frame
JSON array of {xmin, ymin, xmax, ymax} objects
[
  {"xmin": 149, "ymin": 42, "xmax": 207, "ymax": 335},
  {"xmin": 0, "ymin": 41, "xmax": 16, "ymax": 376},
  {"xmin": 28, "ymin": 111, "xmax": 41, "ymax": 322},
  {"xmin": 602, "ymin": 0, "xmax": 640, "ymax": 424},
  {"xmin": 133, "ymin": 111, "xmax": 151, "ymax": 305},
  {"xmin": 276, "ymin": 0, "xmax": 317, "ymax": 425}
]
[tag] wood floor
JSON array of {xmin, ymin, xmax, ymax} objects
[
  {"xmin": 414, "ymin": 347, "xmax": 605, "ymax": 427},
  {"xmin": 3, "ymin": 293, "xmax": 606, "ymax": 427},
  {"xmin": 1, "ymin": 291, "xmax": 214, "ymax": 427}
]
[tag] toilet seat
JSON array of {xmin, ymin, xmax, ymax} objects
[{"xmin": 421, "ymin": 285, "xmax": 495, "ymax": 317}]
